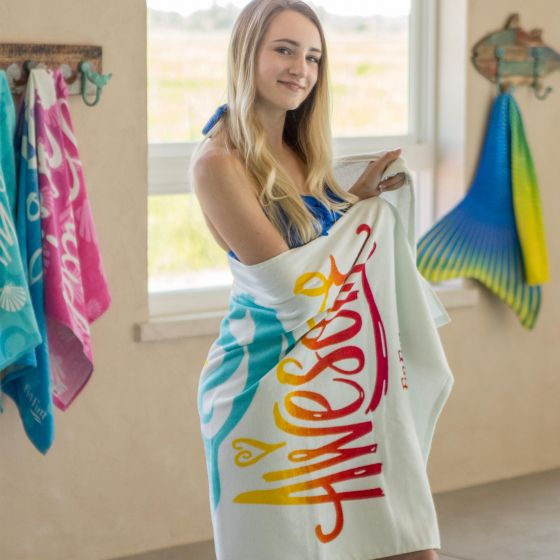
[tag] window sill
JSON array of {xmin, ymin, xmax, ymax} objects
[{"xmin": 135, "ymin": 280, "xmax": 479, "ymax": 343}]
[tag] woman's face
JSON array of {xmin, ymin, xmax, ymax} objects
[{"xmin": 255, "ymin": 10, "xmax": 322, "ymax": 113}]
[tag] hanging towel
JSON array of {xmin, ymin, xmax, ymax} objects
[
  {"xmin": 197, "ymin": 156, "xmax": 454, "ymax": 560},
  {"xmin": 1, "ymin": 69, "xmax": 56, "ymax": 454},
  {"xmin": 416, "ymin": 92, "xmax": 548, "ymax": 329},
  {"xmin": 0, "ymin": 71, "xmax": 19, "ymax": 217},
  {"xmin": 18, "ymin": 68, "xmax": 111, "ymax": 411},
  {"xmin": 0, "ymin": 71, "xmax": 42, "ymax": 373},
  {"xmin": 509, "ymin": 94, "xmax": 549, "ymax": 285}
]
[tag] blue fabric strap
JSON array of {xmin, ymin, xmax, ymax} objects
[{"xmin": 202, "ymin": 103, "xmax": 228, "ymax": 135}]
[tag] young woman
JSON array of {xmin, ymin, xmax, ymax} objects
[
  {"xmin": 190, "ymin": 0, "xmax": 406, "ymax": 267},
  {"xmin": 190, "ymin": 2, "xmax": 438, "ymax": 559}
]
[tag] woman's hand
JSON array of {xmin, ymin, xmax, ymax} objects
[{"xmin": 348, "ymin": 149, "xmax": 407, "ymax": 200}]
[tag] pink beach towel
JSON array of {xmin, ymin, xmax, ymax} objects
[{"xmin": 29, "ymin": 68, "xmax": 111, "ymax": 410}]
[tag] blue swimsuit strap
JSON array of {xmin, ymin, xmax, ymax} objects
[
  {"xmin": 202, "ymin": 104, "xmax": 228, "ymax": 135},
  {"xmin": 228, "ymin": 190, "xmax": 346, "ymax": 259}
]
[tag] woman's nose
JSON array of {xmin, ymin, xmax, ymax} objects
[{"xmin": 289, "ymin": 54, "xmax": 307, "ymax": 77}]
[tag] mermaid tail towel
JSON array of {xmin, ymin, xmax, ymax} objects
[
  {"xmin": 198, "ymin": 157, "xmax": 455, "ymax": 560},
  {"xmin": 417, "ymin": 92, "xmax": 549, "ymax": 329}
]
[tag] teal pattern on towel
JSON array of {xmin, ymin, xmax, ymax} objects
[
  {"xmin": 0, "ymin": 70, "xmax": 43, "ymax": 408},
  {"xmin": 0, "ymin": 70, "xmax": 55, "ymax": 454}
]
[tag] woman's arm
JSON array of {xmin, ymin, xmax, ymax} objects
[{"xmin": 192, "ymin": 149, "xmax": 290, "ymax": 266}]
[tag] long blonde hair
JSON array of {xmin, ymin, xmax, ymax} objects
[{"xmin": 189, "ymin": 0, "xmax": 359, "ymax": 246}]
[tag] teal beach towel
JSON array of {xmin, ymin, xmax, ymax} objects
[{"xmin": 0, "ymin": 70, "xmax": 55, "ymax": 453}]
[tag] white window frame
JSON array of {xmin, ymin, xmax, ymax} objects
[{"xmin": 147, "ymin": 0, "xmax": 437, "ymax": 318}]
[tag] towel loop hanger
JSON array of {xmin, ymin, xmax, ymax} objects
[{"xmin": 78, "ymin": 61, "xmax": 112, "ymax": 107}]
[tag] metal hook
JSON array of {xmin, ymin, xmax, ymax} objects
[
  {"xmin": 531, "ymin": 48, "xmax": 553, "ymax": 100},
  {"xmin": 79, "ymin": 60, "xmax": 112, "ymax": 107}
]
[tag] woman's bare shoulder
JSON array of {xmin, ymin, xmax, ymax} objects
[
  {"xmin": 192, "ymin": 135, "xmax": 289, "ymax": 265},
  {"xmin": 193, "ymin": 136, "xmax": 257, "ymax": 195}
]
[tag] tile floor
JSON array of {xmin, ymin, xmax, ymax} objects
[{"xmin": 114, "ymin": 467, "xmax": 560, "ymax": 560}]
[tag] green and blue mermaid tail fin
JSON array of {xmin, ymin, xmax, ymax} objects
[{"xmin": 416, "ymin": 91, "xmax": 549, "ymax": 329}]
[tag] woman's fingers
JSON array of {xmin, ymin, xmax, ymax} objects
[
  {"xmin": 379, "ymin": 150, "xmax": 403, "ymax": 181},
  {"xmin": 380, "ymin": 172, "xmax": 406, "ymax": 190},
  {"xmin": 353, "ymin": 150, "xmax": 404, "ymax": 198},
  {"xmin": 379, "ymin": 149, "xmax": 402, "ymax": 173},
  {"xmin": 365, "ymin": 150, "xmax": 402, "ymax": 180}
]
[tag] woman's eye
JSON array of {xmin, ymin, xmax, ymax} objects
[{"xmin": 276, "ymin": 47, "xmax": 320, "ymax": 64}]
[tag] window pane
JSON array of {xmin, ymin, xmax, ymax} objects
[{"xmin": 148, "ymin": 193, "xmax": 232, "ymax": 292}]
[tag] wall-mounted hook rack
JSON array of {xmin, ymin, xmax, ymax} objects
[
  {"xmin": 0, "ymin": 43, "xmax": 112, "ymax": 106},
  {"xmin": 471, "ymin": 13, "xmax": 560, "ymax": 100}
]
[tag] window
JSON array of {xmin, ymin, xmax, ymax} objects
[{"xmin": 147, "ymin": 0, "xmax": 436, "ymax": 317}]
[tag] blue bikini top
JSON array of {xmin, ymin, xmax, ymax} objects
[
  {"xmin": 199, "ymin": 105, "xmax": 348, "ymax": 261},
  {"xmin": 227, "ymin": 187, "xmax": 347, "ymax": 261}
]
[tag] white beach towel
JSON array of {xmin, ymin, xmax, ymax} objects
[{"xmin": 197, "ymin": 153, "xmax": 454, "ymax": 560}]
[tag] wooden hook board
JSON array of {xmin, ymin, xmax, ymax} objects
[{"xmin": 0, "ymin": 43, "xmax": 103, "ymax": 96}]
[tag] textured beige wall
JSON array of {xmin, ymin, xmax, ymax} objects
[
  {"xmin": 433, "ymin": 0, "xmax": 560, "ymax": 492},
  {"xmin": 0, "ymin": 1, "xmax": 558, "ymax": 559}
]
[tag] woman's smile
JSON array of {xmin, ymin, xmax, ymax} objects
[{"xmin": 278, "ymin": 80, "xmax": 305, "ymax": 92}]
